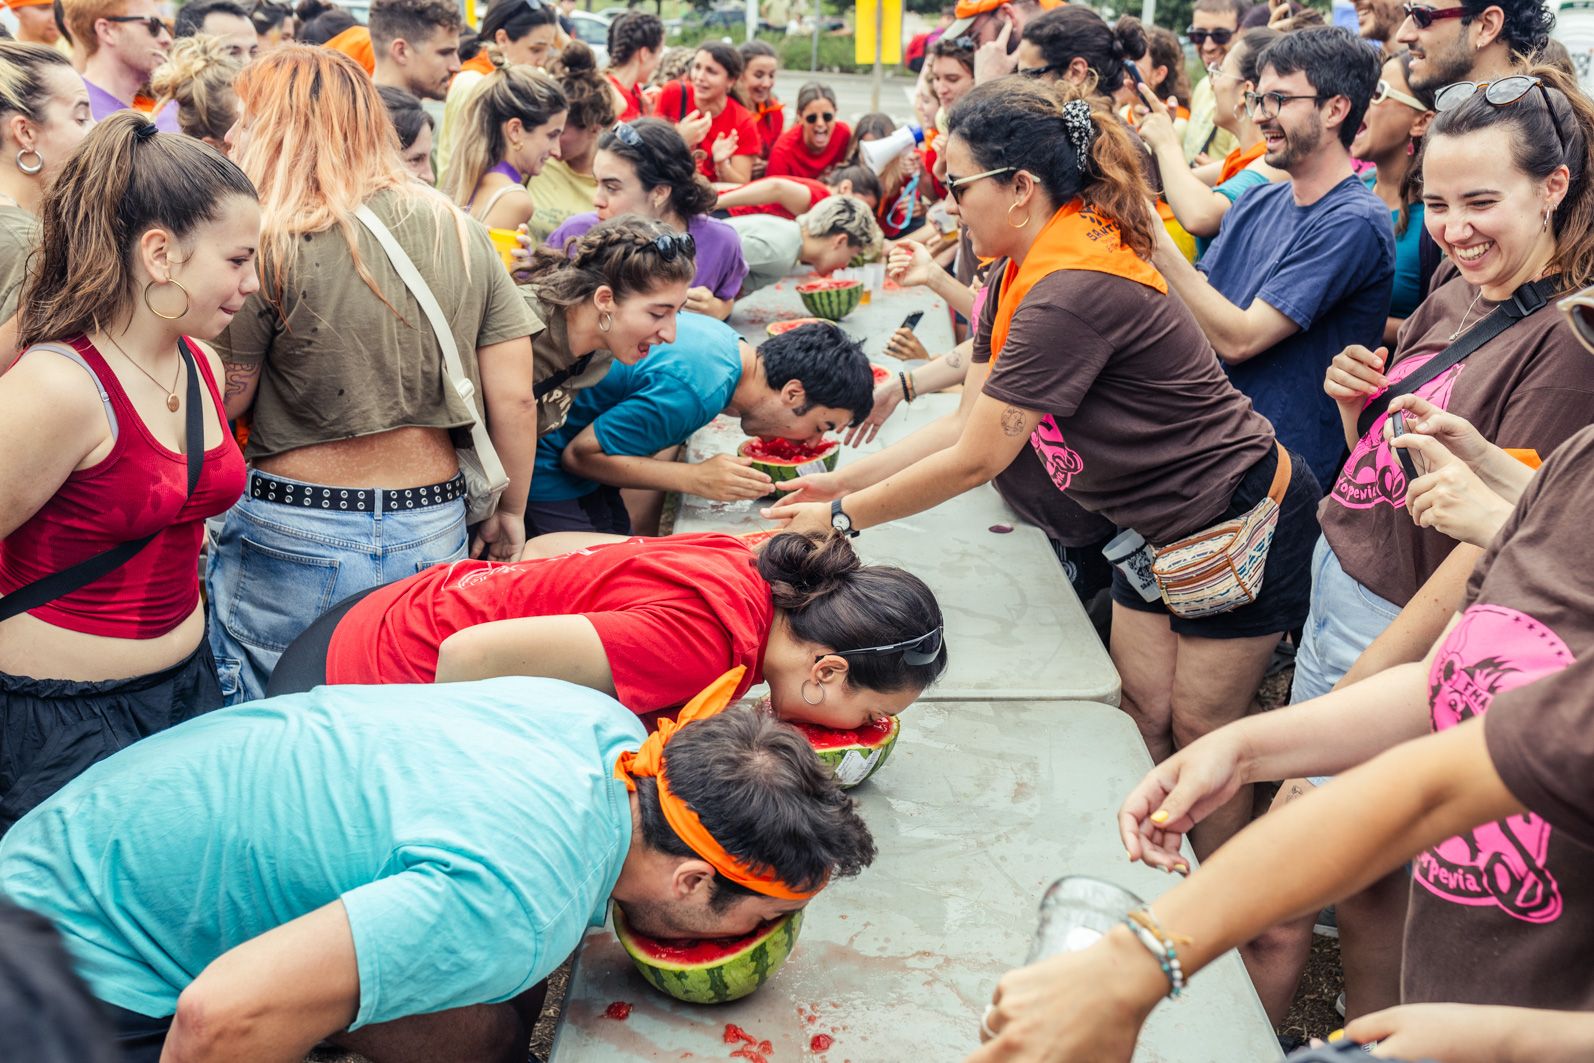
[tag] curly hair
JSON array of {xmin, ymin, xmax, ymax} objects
[
  {"xmin": 1463, "ymin": 0, "xmax": 1554, "ymax": 57},
  {"xmin": 367, "ymin": 0, "xmax": 460, "ymax": 50},
  {"xmin": 595, "ymin": 116, "xmax": 717, "ymax": 219}
]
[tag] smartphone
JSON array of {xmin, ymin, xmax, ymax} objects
[
  {"xmin": 900, "ymin": 311, "xmax": 924, "ymax": 332},
  {"xmin": 1124, "ymin": 59, "xmax": 1146, "ymax": 88},
  {"xmin": 1389, "ymin": 410, "xmax": 1420, "ymax": 481}
]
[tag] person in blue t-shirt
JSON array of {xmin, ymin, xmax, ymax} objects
[
  {"xmin": 1152, "ymin": 27, "xmax": 1394, "ymax": 489},
  {"xmin": 528, "ymin": 316, "xmax": 877, "ymax": 535},
  {"xmin": 0, "ymin": 677, "xmax": 874, "ymax": 1063}
]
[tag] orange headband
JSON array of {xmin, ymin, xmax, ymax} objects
[{"xmin": 615, "ymin": 667, "xmax": 821, "ymax": 902}]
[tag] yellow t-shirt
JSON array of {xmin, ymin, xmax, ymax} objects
[
  {"xmin": 1182, "ymin": 76, "xmax": 1238, "ymax": 165},
  {"xmin": 526, "ymin": 159, "xmax": 599, "ymax": 243}
]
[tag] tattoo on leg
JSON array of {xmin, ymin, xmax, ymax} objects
[{"xmin": 1000, "ymin": 405, "xmax": 1027, "ymax": 437}]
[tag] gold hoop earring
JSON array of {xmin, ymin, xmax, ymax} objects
[
  {"xmin": 598, "ymin": 311, "xmax": 613, "ymax": 333},
  {"xmin": 15, "ymin": 148, "xmax": 42, "ymax": 175},
  {"xmin": 1007, "ymin": 202, "xmax": 1031, "ymax": 229},
  {"xmin": 800, "ymin": 679, "xmax": 824, "ymax": 706},
  {"xmin": 143, "ymin": 278, "xmax": 190, "ymax": 321}
]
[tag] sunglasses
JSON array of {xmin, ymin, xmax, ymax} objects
[
  {"xmin": 105, "ymin": 13, "xmax": 170, "ymax": 36},
  {"xmin": 649, "ymin": 231, "xmax": 695, "ymax": 261},
  {"xmin": 951, "ymin": 34, "xmax": 977, "ymax": 50},
  {"xmin": 610, "ymin": 120, "xmax": 642, "ymax": 147},
  {"xmin": 1559, "ymin": 289, "xmax": 1594, "ymax": 354},
  {"xmin": 804, "ymin": 111, "xmax": 836, "ymax": 124},
  {"xmin": 1434, "ymin": 75, "xmax": 1568, "ymax": 151},
  {"xmin": 1400, "ymin": 2, "xmax": 1467, "ymax": 27},
  {"xmin": 1185, "ymin": 26, "xmax": 1234, "ymax": 45},
  {"xmin": 821, "ymin": 626, "xmax": 945, "ymax": 668},
  {"xmin": 1372, "ymin": 78, "xmax": 1428, "ymax": 111},
  {"xmin": 944, "ymin": 165, "xmax": 1014, "ymax": 203},
  {"xmin": 1205, "ymin": 60, "xmax": 1236, "ymax": 82}
]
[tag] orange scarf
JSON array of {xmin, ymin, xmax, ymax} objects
[
  {"xmin": 460, "ymin": 51, "xmax": 495, "ymax": 78},
  {"xmin": 614, "ymin": 667, "xmax": 821, "ymax": 902},
  {"xmin": 325, "ymin": 25, "xmax": 375, "ymax": 75},
  {"xmin": 1219, "ymin": 140, "xmax": 1267, "ymax": 184},
  {"xmin": 989, "ymin": 199, "xmax": 1168, "ymax": 364}
]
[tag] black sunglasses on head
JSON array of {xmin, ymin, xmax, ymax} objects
[
  {"xmin": 106, "ymin": 13, "xmax": 170, "ymax": 36},
  {"xmin": 650, "ymin": 231, "xmax": 696, "ymax": 261},
  {"xmin": 1185, "ymin": 26, "xmax": 1233, "ymax": 45},
  {"xmin": 820, "ymin": 626, "xmax": 944, "ymax": 668},
  {"xmin": 1434, "ymin": 75, "xmax": 1569, "ymax": 153}
]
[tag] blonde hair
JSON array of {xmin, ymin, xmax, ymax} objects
[
  {"xmin": 441, "ymin": 56, "xmax": 567, "ymax": 208},
  {"xmin": 149, "ymin": 35, "xmax": 242, "ymax": 145},
  {"xmin": 0, "ymin": 40, "xmax": 74, "ymax": 147},
  {"xmin": 797, "ymin": 196, "xmax": 883, "ymax": 259},
  {"xmin": 231, "ymin": 45, "xmax": 466, "ymax": 313},
  {"xmin": 60, "ymin": 0, "xmax": 130, "ymax": 59}
]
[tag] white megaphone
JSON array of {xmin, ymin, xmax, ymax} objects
[{"xmin": 860, "ymin": 123, "xmax": 924, "ymax": 175}]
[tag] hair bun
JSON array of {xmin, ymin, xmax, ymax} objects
[
  {"xmin": 559, "ymin": 39, "xmax": 596, "ymax": 74},
  {"xmin": 757, "ymin": 532, "xmax": 861, "ymax": 611}
]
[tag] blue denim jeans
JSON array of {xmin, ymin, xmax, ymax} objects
[
  {"xmin": 206, "ymin": 474, "xmax": 468, "ymax": 704},
  {"xmin": 1290, "ymin": 534, "xmax": 1403, "ymax": 786}
]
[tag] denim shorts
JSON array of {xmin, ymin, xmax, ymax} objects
[
  {"xmin": 1291, "ymin": 534, "xmax": 1403, "ymax": 786},
  {"xmin": 206, "ymin": 473, "xmax": 468, "ymax": 704}
]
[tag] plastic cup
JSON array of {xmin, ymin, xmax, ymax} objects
[{"xmin": 488, "ymin": 227, "xmax": 522, "ymax": 273}]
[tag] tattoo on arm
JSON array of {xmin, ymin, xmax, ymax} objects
[
  {"xmin": 946, "ymin": 350, "xmax": 963, "ymax": 368},
  {"xmin": 1000, "ymin": 405, "xmax": 1027, "ymax": 437},
  {"xmin": 223, "ymin": 362, "xmax": 260, "ymax": 401}
]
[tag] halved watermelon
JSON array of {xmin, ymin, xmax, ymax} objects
[
  {"xmin": 614, "ymin": 908, "xmax": 804, "ymax": 1004},
  {"xmin": 794, "ymin": 716, "xmax": 901, "ymax": 788},
  {"xmin": 796, "ymin": 278, "xmax": 863, "ymax": 321},
  {"xmin": 737, "ymin": 437, "xmax": 840, "ymax": 488},
  {"xmin": 766, "ymin": 317, "xmax": 827, "ymax": 337}
]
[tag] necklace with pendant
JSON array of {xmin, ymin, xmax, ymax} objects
[
  {"xmin": 1449, "ymin": 290, "xmax": 1487, "ymax": 341},
  {"xmin": 105, "ymin": 333, "xmax": 182, "ymax": 411}
]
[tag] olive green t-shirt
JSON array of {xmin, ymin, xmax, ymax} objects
[
  {"xmin": 0, "ymin": 203, "xmax": 38, "ymax": 323},
  {"xmin": 528, "ymin": 293, "xmax": 614, "ymax": 437},
  {"xmin": 215, "ymin": 189, "xmax": 540, "ymax": 461}
]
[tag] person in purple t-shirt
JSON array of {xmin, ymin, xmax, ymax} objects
[
  {"xmin": 545, "ymin": 117, "xmax": 747, "ymax": 320},
  {"xmin": 60, "ymin": 0, "xmax": 179, "ymax": 131}
]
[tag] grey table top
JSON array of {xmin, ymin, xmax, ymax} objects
[
  {"xmin": 548, "ymin": 699, "xmax": 1281, "ymax": 1063},
  {"xmin": 727, "ymin": 272, "xmax": 958, "ymax": 359}
]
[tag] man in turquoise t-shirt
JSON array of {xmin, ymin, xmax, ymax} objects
[
  {"xmin": 0, "ymin": 679, "xmax": 874, "ymax": 1062},
  {"xmin": 527, "ymin": 314, "xmax": 876, "ymax": 535}
]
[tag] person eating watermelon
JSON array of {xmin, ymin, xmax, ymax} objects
[
  {"xmin": 268, "ymin": 529, "xmax": 947, "ymax": 730},
  {"xmin": 0, "ymin": 669, "xmax": 876, "ymax": 1063}
]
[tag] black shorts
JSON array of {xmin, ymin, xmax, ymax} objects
[
  {"xmin": 525, "ymin": 486, "xmax": 633, "ymax": 538},
  {"xmin": 1111, "ymin": 446, "xmax": 1322, "ymax": 640},
  {"xmin": 102, "ymin": 1002, "xmax": 170, "ymax": 1063},
  {"xmin": 266, "ymin": 586, "xmax": 379, "ymax": 697},
  {"xmin": 0, "ymin": 639, "xmax": 222, "ymax": 834}
]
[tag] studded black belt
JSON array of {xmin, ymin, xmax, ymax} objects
[{"xmin": 248, "ymin": 471, "xmax": 467, "ymax": 513}]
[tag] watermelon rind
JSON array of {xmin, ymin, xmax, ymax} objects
[
  {"xmin": 736, "ymin": 438, "xmax": 840, "ymax": 491},
  {"xmin": 614, "ymin": 908, "xmax": 804, "ymax": 1004},
  {"xmin": 798, "ymin": 716, "xmax": 901, "ymax": 789},
  {"xmin": 796, "ymin": 279, "xmax": 863, "ymax": 321}
]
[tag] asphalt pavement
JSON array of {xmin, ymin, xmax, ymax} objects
[{"xmin": 772, "ymin": 67, "xmax": 919, "ymax": 125}]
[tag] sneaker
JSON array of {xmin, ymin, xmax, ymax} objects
[
  {"xmin": 1335, "ymin": 991, "xmax": 1346, "ymax": 1018},
  {"xmin": 1313, "ymin": 906, "xmax": 1338, "ymax": 938}
]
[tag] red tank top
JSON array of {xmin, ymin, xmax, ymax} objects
[{"xmin": 0, "ymin": 336, "xmax": 246, "ymax": 639}]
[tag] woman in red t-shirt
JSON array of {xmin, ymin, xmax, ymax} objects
[
  {"xmin": 766, "ymin": 82, "xmax": 853, "ymax": 182},
  {"xmin": 738, "ymin": 40, "xmax": 784, "ymax": 170},
  {"xmin": 719, "ymin": 164, "xmax": 882, "ymax": 220},
  {"xmin": 603, "ymin": 11, "xmax": 663, "ymax": 122},
  {"xmin": 652, "ymin": 41, "xmax": 760, "ymax": 184},
  {"xmin": 271, "ymin": 531, "xmax": 947, "ymax": 728}
]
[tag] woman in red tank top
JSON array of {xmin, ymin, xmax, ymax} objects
[
  {"xmin": 602, "ymin": 11, "xmax": 663, "ymax": 123},
  {"xmin": 0, "ymin": 113, "xmax": 257, "ymax": 831}
]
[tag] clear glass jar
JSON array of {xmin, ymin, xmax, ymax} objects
[{"xmin": 1027, "ymin": 876, "xmax": 1145, "ymax": 964}]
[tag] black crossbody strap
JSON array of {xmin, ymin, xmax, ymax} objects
[
  {"xmin": 1356, "ymin": 277, "xmax": 1559, "ymax": 439},
  {"xmin": 0, "ymin": 339, "xmax": 205, "ymax": 622},
  {"xmin": 534, "ymin": 352, "xmax": 594, "ymax": 401}
]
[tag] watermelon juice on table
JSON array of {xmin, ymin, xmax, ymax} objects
[{"xmin": 614, "ymin": 908, "xmax": 804, "ymax": 1004}]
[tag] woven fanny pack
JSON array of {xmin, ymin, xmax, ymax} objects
[{"xmin": 1149, "ymin": 446, "xmax": 1291, "ymax": 619}]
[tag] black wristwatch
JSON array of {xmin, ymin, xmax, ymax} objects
[{"xmin": 830, "ymin": 498, "xmax": 858, "ymax": 538}]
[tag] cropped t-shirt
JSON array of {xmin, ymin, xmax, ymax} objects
[
  {"xmin": 0, "ymin": 203, "xmax": 37, "ymax": 324},
  {"xmin": 214, "ymin": 189, "xmax": 539, "ymax": 461}
]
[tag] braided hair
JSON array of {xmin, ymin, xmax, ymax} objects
[{"xmin": 521, "ymin": 215, "xmax": 696, "ymax": 306}]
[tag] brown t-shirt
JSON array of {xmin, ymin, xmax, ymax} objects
[
  {"xmin": 1322, "ymin": 275, "xmax": 1594, "ymax": 605},
  {"xmin": 976, "ymin": 264, "xmax": 1274, "ymax": 544},
  {"xmin": 529, "ymin": 294, "xmax": 615, "ymax": 437},
  {"xmin": 1402, "ymin": 426, "xmax": 1594, "ymax": 1009},
  {"xmin": 993, "ymin": 446, "xmax": 1116, "ymax": 547},
  {"xmin": 216, "ymin": 189, "xmax": 539, "ymax": 460},
  {"xmin": 0, "ymin": 203, "xmax": 36, "ymax": 324}
]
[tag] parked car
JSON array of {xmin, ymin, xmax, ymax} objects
[
  {"xmin": 690, "ymin": 4, "xmax": 777, "ymax": 31},
  {"xmin": 567, "ymin": 11, "xmax": 611, "ymax": 64}
]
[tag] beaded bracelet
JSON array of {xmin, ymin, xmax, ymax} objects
[
  {"xmin": 1122, "ymin": 908, "xmax": 1187, "ymax": 999},
  {"xmin": 899, "ymin": 370, "xmax": 916, "ymax": 404}
]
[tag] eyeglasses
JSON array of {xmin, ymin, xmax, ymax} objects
[
  {"xmin": 1185, "ymin": 26, "xmax": 1234, "ymax": 46},
  {"xmin": 1401, "ymin": 2, "xmax": 1467, "ymax": 27},
  {"xmin": 1371, "ymin": 78, "xmax": 1429, "ymax": 111},
  {"xmin": 1205, "ymin": 61, "xmax": 1237, "ymax": 82},
  {"xmin": 610, "ymin": 121, "xmax": 642, "ymax": 147},
  {"xmin": 951, "ymin": 34, "xmax": 976, "ymax": 50},
  {"xmin": 1244, "ymin": 90, "xmax": 1329, "ymax": 120},
  {"xmin": 945, "ymin": 165, "xmax": 1014, "ymax": 203},
  {"xmin": 1559, "ymin": 288, "xmax": 1594, "ymax": 354},
  {"xmin": 1434, "ymin": 75, "xmax": 1568, "ymax": 153},
  {"xmin": 105, "ymin": 14, "xmax": 170, "ymax": 36},
  {"xmin": 819, "ymin": 626, "xmax": 945, "ymax": 668},
  {"xmin": 804, "ymin": 111, "xmax": 836, "ymax": 124},
  {"xmin": 649, "ymin": 231, "xmax": 695, "ymax": 261},
  {"xmin": 1018, "ymin": 63, "xmax": 1063, "ymax": 79}
]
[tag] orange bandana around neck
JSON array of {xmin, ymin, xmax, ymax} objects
[
  {"xmin": 1219, "ymin": 140, "xmax": 1267, "ymax": 184},
  {"xmin": 988, "ymin": 199, "xmax": 1168, "ymax": 365},
  {"xmin": 614, "ymin": 667, "xmax": 821, "ymax": 902}
]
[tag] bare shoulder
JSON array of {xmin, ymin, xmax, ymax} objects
[{"xmin": 0, "ymin": 345, "xmax": 114, "ymax": 451}]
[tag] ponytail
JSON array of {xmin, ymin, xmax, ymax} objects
[
  {"xmin": 442, "ymin": 62, "xmax": 567, "ymax": 207},
  {"xmin": 523, "ymin": 214, "xmax": 696, "ymax": 307},
  {"xmin": 757, "ymin": 532, "xmax": 947, "ymax": 695},
  {"xmin": 549, "ymin": 40, "xmax": 616, "ymax": 130},
  {"xmin": 20, "ymin": 112, "xmax": 256, "ymax": 347},
  {"xmin": 1021, "ymin": 6, "xmax": 1140, "ymax": 102}
]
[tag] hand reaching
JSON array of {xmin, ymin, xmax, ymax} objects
[
  {"xmin": 842, "ymin": 380, "xmax": 903, "ymax": 447},
  {"xmin": 1117, "ymin": 730, "xmax": 1247, "ymax": 873},
  {"xmin": 887, "ymin": 240, "xmax": 938, "ymax": 290},
  {"xmin": 690, "ymin": 453, "xmax": 774, "ymax": 502}
]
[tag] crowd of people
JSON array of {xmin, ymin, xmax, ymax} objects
[{"xmin": 0, "ymin": 0, "xmax": 1590, "ymax": 1058}]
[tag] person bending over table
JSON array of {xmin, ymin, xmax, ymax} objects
[
  {"xmin": 0, "ymin": 670, "xmax": 876, "ymax": 1063},
  {"xmin": 766, "ymin": 79, "xmax": 1321, "ymax": 858},
  {"xmin": 269, "ymin": 530, "xmax": 947, "ymax": 728},
  {"xmin": 717, "ymin": 164, "xmax": 882, "ymax": 221},
  {"xmin": 730, "ymin": 197, "xmax": 883, "ymax": 297},
  {"xmin": 529, "ymin": 316, "xmax": 875, "ymax": 535}
]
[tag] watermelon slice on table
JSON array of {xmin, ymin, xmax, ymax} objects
[
  {"xmin": 614, "ymin": 908, "xmax": 804, "ymax": 1004},
  {"xmin": 796, "ymin": 277, "xmax": 863, "ymax": 321},
  {"xmin": 737, "ymin": 437, "xmax": 839, "ymax": 492},
  {"xmin": 871, "ymin": 364, "xmax": 891, "ymax": 385},
  {"xmin": 794, "ymin": 716, "xmax": 902, "ymax": 788},
  {"xmin": 766, "ymin": 317, "xmax": 827, "ymax": 337}
]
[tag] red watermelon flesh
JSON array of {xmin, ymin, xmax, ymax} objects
[
  {"xmin": 741, "ymin": 437, "xmax": 835, "ymax": 463},
  {"xmin": 872, "ymin": 364, "xmax": 890, "ymax": 385},
  {"xmin": 793, "ymin": 716, "xmax": 901, "ymax": 788},
  {"xmin": 795, "ymin": 278, "xmax": 860, "ymax": 293}
]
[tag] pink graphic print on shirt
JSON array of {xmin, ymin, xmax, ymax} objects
[
  {"xmin": 1331, "ymin": 353, "xmax": 1463, "ymax": 510},
  {"xmin": 1030, "ymin": 415, "xmax": 1083, "ymax": 492},
  {"xmin": 1419, "ymin": 603, "xmax": 1576, "ymax": 923}
]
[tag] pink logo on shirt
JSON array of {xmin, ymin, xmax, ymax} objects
[
  {"xmin": 1418, "ymin": 603, "xmax": 1576, "ymax": 923},
  {"xmin": 1029, "ymin": 415, "xmax": 1084, "ymax": 492},
  {"xmin": 1330, "ymin": 353, "xmax": 1463, "ymax": 510}
]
